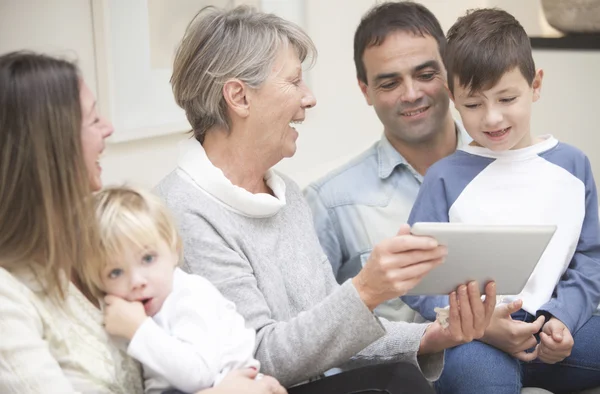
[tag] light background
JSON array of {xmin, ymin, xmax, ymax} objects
[{"xmin": 0, "ymin": 0, "xmax": 598, "ymax": 191}]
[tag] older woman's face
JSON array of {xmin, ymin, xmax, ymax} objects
[
  {"xmin": 249, "ymin": 44, "xmax": 316, "ymax": 161},
  {"xmin": 80, "ymin": 81, "xmax": 114, "ymax": 191}
]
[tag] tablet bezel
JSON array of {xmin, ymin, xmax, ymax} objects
[{"xmin": 405, "ymin": 222, "xmax": 557, "ymax": 295}]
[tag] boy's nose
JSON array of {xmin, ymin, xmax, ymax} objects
[{"xmin": 484, "ymin": 108, "xmax": 503, "ymax": 127}]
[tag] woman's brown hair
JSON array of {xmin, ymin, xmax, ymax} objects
[{"xmin": 0, "ymin": 52, "xmax": 99, "ymax": 298}]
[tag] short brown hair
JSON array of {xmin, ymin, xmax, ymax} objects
[
  {"xmin": 446, "ymin": 8, "xmax": 535, "ymax": 94},
  {"xmin": 354, "ymin": 1, "xmax": 446, "ymax": 84}
]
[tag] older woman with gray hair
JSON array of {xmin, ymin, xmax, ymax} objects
[{"xmin": 156, "ymin": 5, "xmax": 496, "ymax": 393}]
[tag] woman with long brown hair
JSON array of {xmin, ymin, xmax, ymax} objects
[
  {"xmin": 0, "ymin": 51, "xmax": 142, "ymax": 392},
  {"xmin": 0, "ymin": 52, "xmax": 286, "ymax": 394}
]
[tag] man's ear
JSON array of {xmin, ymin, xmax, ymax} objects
[
  {"xmin": 358, "ymin": 79, "xmax": 373, "ymax": 106},
  {"xmin": 223, "ymin": 79, "xmax": 249, "ymax": 118},
  {"xmin": 532, "ymin": 69, "xmax": 544, "ymax": 103}
]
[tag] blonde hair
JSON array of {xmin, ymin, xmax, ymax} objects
[
  {"xmin": 82, "ymin": 186, "xmax": 182, "ymax": 295},
  {"xmin": 171, "ymin": 5, "xmax": 317, "ymax": 143},
  {"xmin": 0, "ymin": 52, "xmax": 99, "ymax": 299}
]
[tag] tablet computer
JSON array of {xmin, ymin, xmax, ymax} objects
[{"xmin": 405, "ymin": 222, "xmax": 557, "ymax": 295}]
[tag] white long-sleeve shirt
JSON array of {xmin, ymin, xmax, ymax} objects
[{"xmin": 127, "ymin": 268, "xmax": 259, "ymax": 394}]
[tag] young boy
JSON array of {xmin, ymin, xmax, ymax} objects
[
  {"xmin": 87, "ymin": 186, "xmax": 260, "ymax": 394},
  {"xmin": 403, "ymin": 8, "xmax": 600, "ymax": 393}
]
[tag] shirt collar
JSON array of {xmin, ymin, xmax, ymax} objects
[
  {"xmin": 377, "ymin": 120, "xmax": 470, "ymax": 179},
  {"xmin": 177, "ymin": 138, "xmax": 287, "ymax": 218}
]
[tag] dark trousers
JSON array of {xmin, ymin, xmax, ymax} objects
[{"xmin": 288, "ymin": 362, "xmax": 435, "ymax": 394}]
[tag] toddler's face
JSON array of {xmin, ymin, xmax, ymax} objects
[{"xmin": 101, "ymin": 239, "xmax": 178, "ymax": 317}]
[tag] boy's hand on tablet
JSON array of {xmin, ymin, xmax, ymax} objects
[
  {"xmin": 103, "ymin": 295, "xmax": 148, "ymax": 340},
  {"xmin": 353, "ymin": 224, "xmax": 447, "ymax": 311},
  {"xmin": 538, "ymin": 317, "xmax": 573, "ymax": 364},
  {"xmin": 480, "ymin": 299, "xmax": 545, "ymax": 361}
]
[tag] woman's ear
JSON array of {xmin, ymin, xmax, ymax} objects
[{"xmin": 223, "ymin": 79, "xmax": 249, "ymax": 118}]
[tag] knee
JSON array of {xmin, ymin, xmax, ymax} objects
[{"xmin": 441, "ymin": 341, "xmax": 520, "ymax": 383}]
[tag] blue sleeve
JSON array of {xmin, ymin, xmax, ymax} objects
[
  {"xmin": 401, "ymin": 167, "xmax": 450, "ymax": 320},
  {"xmin": 303, "ymin": 185, "xmax": 345, "ymax": 277},
  {"xmin": 539, "ymin": 157, "xmax": 600, "ymax": 333}
]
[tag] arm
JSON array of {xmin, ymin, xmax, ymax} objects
[
  {"xmin": 303, "ymin": 185, "xmax": 345, "ymax": 277},
  {"xmin": 401, "ymin": 171, "xmax": 451, "ymax": 320},
  {"xmin": 0, "ymin": 269, "xmax": 79, "ymax": 393},
  {"xmin": 128, "ymin": 319, "xmax": 219, "ymax": 392},
  {"xmin": 183, "ymin": 228, "xmax": 388, "ymax": 387},
  {"xmin": 180, "ymin": 209, "xmax": 450, "ymax": 386},
  {"xmin": 538, "ymin": 157, "xmax": 600, "ymax": 333},
  {"xmin": 206, "ymin": 278, "xmax": 260, "ymax": 385},
  {"xmin": 126, "ymin": 289, "xmax": 246, "ymax": 393},
  {"xmin": 350, "ymin": 279, "xmax": 496, "ymax": 381}
]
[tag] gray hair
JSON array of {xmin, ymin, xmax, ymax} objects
[{"xmin": 171, "ymin": 5, "xmax": 317, "ymax": 143}]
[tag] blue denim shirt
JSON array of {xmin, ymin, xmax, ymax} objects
[{"xmin": 304, "ymin": 123, "xmax": 470, "ymax": 321}]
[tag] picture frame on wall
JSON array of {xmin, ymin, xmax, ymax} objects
[{"xmin": 91, "ymin": 0, "xmax": 305, "ymax": 143}]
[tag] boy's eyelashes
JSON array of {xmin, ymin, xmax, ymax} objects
[{"xmin": 462, "ymin": 96, "xmax": 517, "ymax": 109}]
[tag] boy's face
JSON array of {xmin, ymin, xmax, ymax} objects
[
  {"xmin": 453, "ymin": 67, "xmax": 543, "ymax": 151},
  {"xmin": 101, "ymin": 238, "xmax": 178, "ymax": 317}
]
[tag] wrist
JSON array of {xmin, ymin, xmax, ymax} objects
[
  {"xmin": 419, "ymin": 322, "xmax": 451, "ymax": 354},
  {"xmin": 536, "ymin": 310, "xmax": 553, "ymax": 333},
  {"xmin": 125, "ymin": 316, "xmax": 147, "ymax": 340},
  {"xmin": 352, "ymin": 276, "xmax": 378, "ymax": 311},
  {"xmin": 479, "ymin": 329, "xmax": 496, "ymax": 346}
]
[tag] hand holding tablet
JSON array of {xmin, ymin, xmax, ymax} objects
[{"xmin": 405, "ymin": 222, "xmax": 557, "ymax": 296}]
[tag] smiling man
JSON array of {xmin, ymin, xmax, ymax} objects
[{"xmin": 304, "ymin": 1, "xmax": 468, "ymax": 322}]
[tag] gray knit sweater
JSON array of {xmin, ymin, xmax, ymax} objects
[{"xmin": 155, "ymin": 163, "xmax": 443, "ymax": 387}]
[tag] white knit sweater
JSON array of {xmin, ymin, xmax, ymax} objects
[{"xmin": 0, "ymin": 265, "xmax": 143, "ymax": 393}]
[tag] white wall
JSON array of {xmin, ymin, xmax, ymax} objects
[
  {"xmin": 0, "ymin": 0, "xmax": 97, "ymax": 90},
  {"xmin": 1, "ymin": 0, "xmax": 600, "ymax": 191}
]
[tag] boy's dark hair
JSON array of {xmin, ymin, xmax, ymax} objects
[
  {"xmin": 446, "ymin": 8, "xmax": 535, "ymax": 95},
  {"xmin": 354, "ymin": 1, "xmax": 446, "ymax": 84}
]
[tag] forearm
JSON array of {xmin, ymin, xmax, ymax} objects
[
  {"xmin": 351, "ymin": 318, "xmax": 444, "ymax": 381},
  {"xmin": 544, "ymin": 166, "xmax": 600, "ymax": 332},
  {"xmin": 541, "ymin": 253, "xmax": 600, "ymax": 333},
  {"xmin": 254, "ymin": 280, "xmax": 385, "ymax": 387},
  {"xmin": 128, "ymin": 318, "xmax": 218, "ymax": 392}
]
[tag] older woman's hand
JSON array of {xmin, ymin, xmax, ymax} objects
[
  {"xmin": 418, "ymin": 281, "xmax": 496, "ymax": 354},
  {"xmin": 201, "ymin": 369, "xmax": 287, "ymax": 394},
  {"xmin": 352, "ymin": 224, "xmax": 447, "ymax": 310}
]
